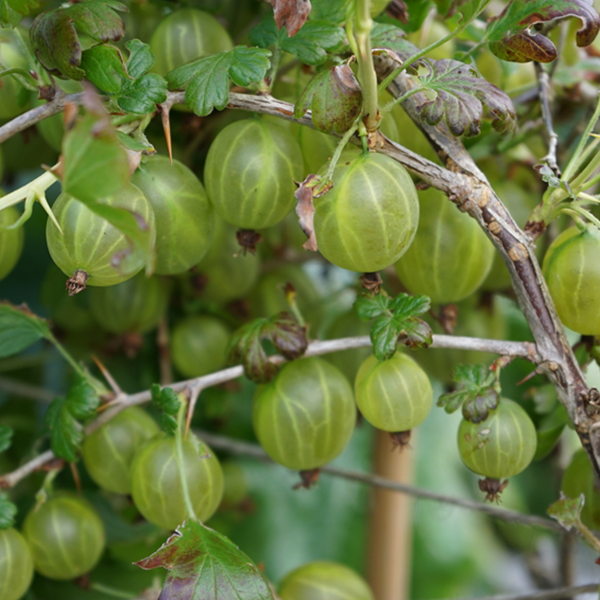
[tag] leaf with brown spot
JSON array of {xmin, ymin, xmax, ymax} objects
[
  {"xmin": 270, "ymin": 0, "xmax": 311, "ymax": 36},
  {"xmin": 136, "ymin": 520, "xmax": 274, "ymax": 600},
  {"xmin": 487, "ymin": 0, "xmax": 600, "ymax": 63}
]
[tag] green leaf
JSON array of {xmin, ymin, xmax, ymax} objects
[
  {"xmin": 227, "ymin": 313, "xmax": 308, "ymax": 384},
  {"xmin": 0, "ymin": 425, "xmax": 13, "ymax": 454},
  {"xmin": 124, "ymin": 38, "xmax": 154, "ymax": 79},
  {"xmin": 354, "ymin": 293, "xmax": 431, "ymax": 360},
  {"xmin": 81, "ymin": 44, "xmax": 128, "ymax": 94},
  {"xmin": 249, "ymin": 13, "xmax": 345, "ymax": 66},
  {"xmin": 437, "ymin": 364, "xmax": 498, "ymax": 422},
  {"xmin": 0, "ymin": 493, "xmax": 16, "ymax": 530},
  {"xmin": 135, "ymin": 520, "xmax": 274, "ymax": 600},
  {"xmin": 450, "ymin": 0, "xmax": 493, "ymax": 23},
  {"xmin": 0, "ymin": 302, "xmax": 51, "ymax": 359},
  {"xmin": 167, "ymin": 46, "xmax": 271, "ymax": 117},
  {"xmin": 45, "ymin": 375, "xmax": 100, "ymax": 462},
  {"xmin": 416, "ymin": 59, "xmax": 516, "ymax": 136},
  {"xmin": 370, "ymin": 23, "xmax": 421, "ymax": 62},
  {"xmin": 487, "ymin": 0, "xmax": 600, "ymax": 63},
  {"xmin": 150, "ymin": 384, "xmax": 181, "ymax": 436},
  {"xmin": 0, "ymin": 0, "xmax": 38, "ymax": 27},
  {"xmin": 30, "ymin": 0, "xmax": 127, "ymax": 79},
  {"xmin": 547, "ymin": 494, "xmax": 585, "ymax": 530},
  {"xmin": 61, "ymin": 112, "xmax": 129, "ymax": 203},
  {"xmin": 310, "ymin": 0, "xmax": 348, "ymax": 23}
]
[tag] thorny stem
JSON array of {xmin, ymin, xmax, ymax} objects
[
  {"xmin": 0, "ymin": 334, "xmax": 538, "ymax": 489},
  {"xmin": 352, "ymin": 0, "xmax": 380, "ymax": 132}
]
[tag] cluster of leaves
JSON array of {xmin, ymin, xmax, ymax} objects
[
  {"xmin": 150, "ymin": 384, "xmax": 181, "ymax": 436},
  {"xmin": 437, "ymin": 364, "xmax": 499, "ymax": 423},
  {"xmin": 45, "ymin": 376, "xmax": 99, "ymax": 462},
  {"xmin": 227, "ymin": 312, "xmax": 308, "ymax": 384},
  {"xmin": 354, "ymin": 293, "xmax": 432, "ymax": 361}
]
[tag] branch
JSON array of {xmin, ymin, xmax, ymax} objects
[
  {"xmin": 534, "ymin": 62, "xmax": 560, "ymax": 177},
  {"xmin": 0, "ymin": 376, "xmax": 55, "ymax": 402},
  {"xmin": 0, "ymin": 334, "xmax": 536, "ymax": 489},
  {"xmin": 194, "ymin": 431, "xmax": 563, "ymax": 533},
  {"xmin": 435, "ymin": 585, "xmax": 599, "ymax": 600}
]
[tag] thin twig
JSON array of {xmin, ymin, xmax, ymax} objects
[
  {"xmin": 195, "ymin": 430, "xmax": 563, "ymax": 533},
  {"xmin": 0, "ymin": 376, "xmax": 55, "ymax": 402},
  {"xmin": 534, "ymin": 62, "xmax": 560, "ymax": 176},
  {"xmin": 0, "ymin": 334, "xmax": 537, "ymax": 489},
  {"xmin": 433, "ymin": 584, "xmax": 598, "ymax": 600}
]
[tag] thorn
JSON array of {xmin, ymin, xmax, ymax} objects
[
  {"xmin": 184, "ymin": 384, "xmax": 203, "ymax": 440},
  {"xmin": 92, "ymin": 355, "xmax": 123, "ymax": 396},
  {"xmin": 69, "ymin": 462, "xmax": 82, "ymax": 493},
  {"xmin": 160, "ymin": 104, "xmax": 173, "ymax": 165},
  {"xmin": 516, "ymin": 367, "xmax": 542, "ymax": 386}
]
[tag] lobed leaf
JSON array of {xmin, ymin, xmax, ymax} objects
[
  {"xmin": 437, "ymin": 363, "xmax": 498, "ymax": 422},
  {"xmin": 547, "ymin": 494, "xmax": 585, "ymax": 530},
  {"xmin": 0, "ymin": 493, "xmax": 16, "ymax": 530},
  {"xmin": 417, "ymin": 59, "xmax": 516, "ymax": 136},
  {"xmin": 0, "ymin": 0, "xmax": 38, "ymax": 28},
  {"xmin": 310, "ymin": 0, "xmax": 347, "ymax": 23},
  {"xmin": 354, "ymin": 293, "xmax": 431, "ymax": 360},
  {"xmin": 136, "ymin": 520, "xmax": 274, "ymax": 600},
  {"xmin": 30, "ymin": 0, "xmax": 127, "ymax": 79},
  {"xmin": 80, "ymin": 44, "xmax": 128, "ymax": 95},
  {"xmin": 150, "ymin": 384, "xmax": 181, "ymax": 436},
  {"xmin": 0, "ymin": 425, "xmax": 13, "ymax": 454},
  {"xmin": 0, "ymin": 302, "xmax": 51, "ymax": 359},
  {"xmin": 487, "ymin": 0, "xmax": 600, "ymax": 63},
  {"xmin": 370, "ymin": 23, "xmax": 420, "ymax": 62},
  {"xmin": 167, "ymin": 47, "xmax": 271, "ymax": 117},
  {"xmin": 227, "ymin": 313, "xmax": 307, "ymax": 384},
  {"xmin": 249, "ymin": 13, "xmax": 344, "ymax": 65}
]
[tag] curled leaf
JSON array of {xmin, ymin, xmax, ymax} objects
[
  {"xmin": 294, "ymin": 174, "xmax": 333, "ymax": 252},
  {"xmin": 270, "ymin": 0, "xmax": 311, "ymax": 36}
]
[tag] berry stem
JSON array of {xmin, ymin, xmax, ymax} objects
[{"xmin": 175, "ymin": 398, "xmax": 198, "ymax": 522}]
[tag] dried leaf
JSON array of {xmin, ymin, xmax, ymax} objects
[
  {"xmin": 294, "ymin": 174, "xmax": 333, "ymax": 252},
  {"xmin": 487, "ymin": 0, "xmax": 600, "ymax": 63},
  {"xmin": 271, "ymin": 0, "xmax": 311, "ymax": 36}
]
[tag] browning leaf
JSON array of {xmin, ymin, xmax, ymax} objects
[
  {"xmin": 417, "ymin": 59, "xmax": 516, "ymax": 137},
  {"xmin": 270, "ymin": 0, "xmax": 311, "ymax": 36},
  {"xmin": 487, "ymin": 0, "xmax": 600, "ymax": 63},
  {"xmin": 294, "ymin": 174, "xmax": 333, "ymax": 252}
]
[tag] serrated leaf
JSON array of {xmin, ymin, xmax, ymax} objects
[
  {"xmin": 487, "ymin": 0, "xmax": 600, "ymax": 63},
  {"xmin": 417, "ymin": 59, "xmax": 516, "ymax": 136},
  {"xmin": 310, "ymin": 0, "xmax": 347, "ymax": 23},
  {"xmin": 30, "ymin": 0, "xmax": 127, "ymax": 79},
  {"xmin": 44, "ymin": 398, "xmax": 83, "ymax": 462},
  {"xmin": 437, "ymin": 363, "xmax": 498, "ymax": 421},
  {"xmin": 227, "ymin": 313, "xmax": 307, "ymax": 384},
  {"xmin": 81, "ymin": 44, "xmax": 128, "ymax": 94},
  {"xmin": 124, "ymin": 38, "xmax": 154, "ymax": 79},
  {"xmin": 0, "ymin": 493, "xmax": 16, "ymax": 529},
  {"xmin": 117, "ymin": 72, "xmax": 167, "ymax": 114},
  {"xmin": 547, "ymin": 494, "xmax": 585, "ymax": 529},
  {"xmin": 249, "ymin": 13, "xmax": 344, "ymax": 66},
  {"xmin": 272, "ymin": 0, "xmax": 311, "ymax": 36},
  {"xmin": 0, "ymin": 0, "xmax": 38, "ymax": 28},
  {"xmin": 354, "ymin": 293, "xmax": 431, "ymax": 360},
  {"xmin": 371, "ymin": 23, "xmax": 420, "ymax": 61},
  {"xmin": 0, "ymin": 302, "xmax": 51, "ymax": 359},
  {"xmin": 45, "ymin": 375, "xmax": 99, "ymax": 462},
  {"xmin": 150, "ymin": 384, "xmax": 181, "ymax": 436},
  {"xmin": 136, "ymin": 520, "xmax": 274, "ymax": 600},
  {"xmin": 166, "ymin": 47, "xmax": 271, "ymax": 117},
  {"xmin": 0, "ymin": 425, "xmax": 13, "ymax": 454}
]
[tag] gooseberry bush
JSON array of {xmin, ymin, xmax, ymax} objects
[{"xmin": 3, "ymin": 0, "xmax": 600, "ymax": 597}]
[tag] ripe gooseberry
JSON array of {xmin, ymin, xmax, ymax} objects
[
  {"xmin": 88, "ymin": 272, "xmax": 171, "ymax": 335},
  {"xmin": 149, "ymin": 8, "xmax": 233, "ymax": 76},
  {"xmin": 23, "ymin": 494, "xmax": 105, "ymax": 580},
  {"xmin": 395, "ymin": 187, "xmax": 494, "ymax": 303},
  {"xmin": 562, "ymin": 448, "xmax": 600, "ymax": 530},
  {"xmin": 204, "ymin": 118, "xmax": 304, "ymax": 229},
  {"xmin": 130, "ymin": 434, "xmax": 224, "ymax": 530},
  {"xmin": 131, "ymin": 155, "xmax": 214, "ymax": 275},
  {"xmin": 457, "ymin": 399, "xmax": 537, "ymax": 480},
  {"xmin": 253, "ymin": 357, "xmax": 356, "ymax": 471},
  {"xmin": 0, "ymin": 528, "xmax": 34, "ymax": 600},
  {"xmin": 542, "ymin": 225, "xmax": 600, "ymax": 336},
  {"xmin": 0, "ymin": 206, "xmax": 24, "ymax": 282},
  {"xmin": 314, "ymin": 149, "xmax": 419, "ymax": 273},
  {"xmin": 354, "ymin": 353, "xmax": 433, "ymax": 432},
  {"xmin": 82, "ymin": 406, "xmax": 160, "ymax": 494},
  {"xmin": 46, "ymin": 184, "xmax": 156, "ymax": 291},
  {"xmin": 171, "ymin": 316, "xmax": 230, "ymax": 378},
  {"xmin": 279, "ymin": 561, "xmax": 374, "ymax": 600}
]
